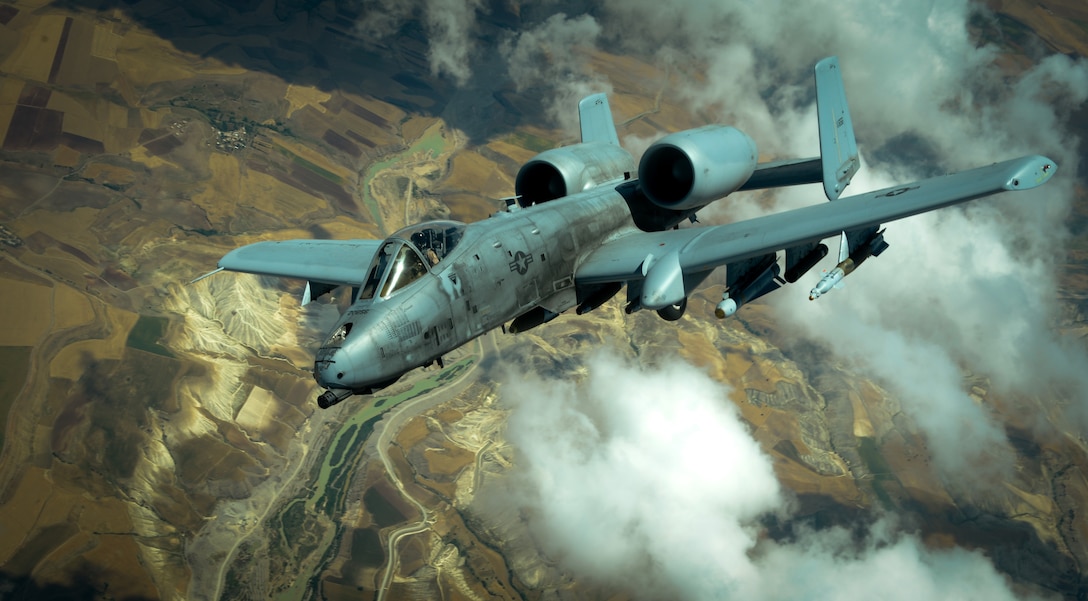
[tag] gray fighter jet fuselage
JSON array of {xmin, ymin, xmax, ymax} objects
[
  {"xmin": 312, "ymin": 187, "xmax": 635, "ymax": 405},
  {"xmin": 201, "ymin": 57, "xmax": 1057, "ymax": 408}
]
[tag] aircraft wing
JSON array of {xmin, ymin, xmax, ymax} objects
[
  {"xmin": 575, "ymin": 155, "xmax": 1055, "ymax": 307},
  {"xmin": 199, "ymin": 239, "xmax": 382, "ymax": 304}
]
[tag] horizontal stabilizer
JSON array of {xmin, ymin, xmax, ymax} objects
[{"xmin": 815, "ymin": 56, "xmax": 859, "ymax": 200}]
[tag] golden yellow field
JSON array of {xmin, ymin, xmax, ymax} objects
[
  {"xmin": 191, "ymin": 153, "xmax": 242, "ymax": 226},
  {"xmin": 0, "ymin": 279, "xmax": 53, "ymax": 346},
  {"xmin": 989, "ymin": 0, "xmax": 1088, "ymax": 55},
  {"xmin": 483, "ymin": 139, "xmax": 537, "ymax": 167},
  {"xmin": 236, "ymin": 386, "xmax": 278, "ymax": 433},
  {"xmin": 115, "ymin": 30, "xmax": 245, "ymax": 86},
  {"xmin": 82, "ymin": 163, "xmax": 138, "ymax": 188},
  {"xmin": 241, "ymin": 168, "xmax": 334, "ymax": 224},
  {"xmin": 274, "ymin": 135, "xmax": 355, "ymax": 180},
  {"xmin": 90, "ymin": 22, "xmax": 121, "ymax": 60},
  {"xmin": 52, "ymin": 283, "xmax": 95, "ymax": 330},
  {"xmin": 394, "ymin": 116, "xmax": 426, "ymax": 144},
  {"xmin": 0, "ymin": 467, "xmax": 58, "ymax": 566},
  {"xmin": 0, "ymin": 464, "xmax": 159, "ymax": 598},
  {"xmin": 311, "ymin": 215, "xmax": 384, "ymax": 240},
  {"xmin": 52, "ymin": 145, "xmax": 80, "ymax": 167},
  {"xmin": 45, "ymin": 89, "xmax": 103, "ymax": 142},
  {"xmin": 49, "ymin": 303, "xmax": 138, "ymax": 380},
  {"xmin": 0, "ymin": 14, "xmax": 64, "ymax": 82},
  {"xmin": 442, "ymin": 151, "xmax": 512, "ymax": 200},
  {"xmin": 285, "ymin": 84, "xmax": 331, "ymax": 118}
]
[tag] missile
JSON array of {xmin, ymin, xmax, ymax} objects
[
  {"xmin": 715, "ymin": 297, "xmax": 738, "ymax": 319},
  {"xmin": 809, "ymin": 258, "xmax": 855, "ymax": 300},
  {"xmin": 809, "ymin": 230, "xmax": 889, "ymax": 300},
  {"xmin": 715, "ymin": 261, "xmax": 782, "ymax": 318}
]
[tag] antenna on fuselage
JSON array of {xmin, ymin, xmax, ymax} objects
[{"xmin": 499, "ymin": 195, "xmax": 522, "ymax": 213}]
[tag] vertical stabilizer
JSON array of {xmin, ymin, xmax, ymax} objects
[
  {"xmin": 578, "ymin": 93, "xmax": 620, "ymax": 146},
  {"xmin": 815, "ymin": 57, "xmax": 859, "ymax": 200}
]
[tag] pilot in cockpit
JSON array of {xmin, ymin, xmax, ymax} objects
[{"xmin": 412, "ymin": 230, "xmax": 442, "ymax": 267}]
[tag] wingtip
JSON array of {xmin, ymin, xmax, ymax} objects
[{"xmin": 1003, "ymin": 155, "xmax": 1057, "ymax": 191}]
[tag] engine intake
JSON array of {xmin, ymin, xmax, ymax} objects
[
  {"xmin": 515, "ymin": 142, "xmax": 635, "ymax": 206},
  {"xmin": 638, "ymin": 125, "xmax": 757, "ymax": 210}
]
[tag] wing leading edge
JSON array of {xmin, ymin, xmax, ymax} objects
[
  {"xmin": 576, "ymin": 155, "xmax": 1056, "ymax": 307},
  {"xmin": 215, "ymin": 239, "xmax": 380, "ymax": 284},
  {"xmin": 200, "ymin": 239, "xmax": 382, "ymax": 304}
]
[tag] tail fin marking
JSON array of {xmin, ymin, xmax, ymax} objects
[
  {"xmin": 578, "ymin": 93, "xmax": 620, "ymax": 146},
  {"xmin": 815, "ymin": 57, "xmax": 859, "ymax": 200}
]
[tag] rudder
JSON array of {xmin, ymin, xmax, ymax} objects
[
  {"xmin": 578, "ymin": 93, "xmax": 620, "ymax": 146},
  {"xmin": 815, "ymin": 57, "xmax": 859, "ymax": 200}
]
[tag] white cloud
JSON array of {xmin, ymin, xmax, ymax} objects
[
  {"xmin": 497, "ymin": 355, "xmax": 1035, "ymax": 600},
  {"xmin": 421, "ymin": 0, "xmax": 482, "ymax": 84},
  {"xmin": 566, "ymin": 0, "xmax": 1088, "ymax": 478},
  {"xmin": 352, "ymin": 0, "xmax": 483, "ymax": 85},
  {"xmin": 351, "ymin": 0, "xmax": 1087, "ymax": 593},
  {"xmin": 502, "ymin": 13, "xmax": 609, "ymax": 135}
]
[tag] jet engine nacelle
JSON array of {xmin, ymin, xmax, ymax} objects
[
  {"xmin": 638, "ymin": 125, "xmax": 757, "ymax": 211},
  {"xmin": 515, "ymin": 142, "xmax": 636, "ymax": 206}
]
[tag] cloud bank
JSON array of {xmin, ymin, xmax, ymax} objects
[
  {"xmin": 499, "ymin": 355, "xmax": 1034, "ymax": 601},
  {"xmin": 352, "ymin": 0, "xmax": 482, "ymax": 85},
  {"xmin": 357, "ymin": 0, "xmax": 1087, "ymax": 595},
  {"xmin": 499, "ymin": 0, "xmax": 1088, "ymax": 484}
]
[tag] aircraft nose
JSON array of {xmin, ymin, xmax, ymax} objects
[
  {"xmin": 314, "ymin": 331, "xmax": 387, "ymax": 392},
  {"xmin": 314, "ymin": 347, "xmax": 352, "ymax": 390}
]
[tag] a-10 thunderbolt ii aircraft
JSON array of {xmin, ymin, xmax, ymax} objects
[{"xmin": 197, "ymin": 57, "xmax": 1056, "ymax": 408}]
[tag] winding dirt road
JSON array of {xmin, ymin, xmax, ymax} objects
[{"xmin": 375, "ymin": 331, "xmax": 498, "ymax": 601}]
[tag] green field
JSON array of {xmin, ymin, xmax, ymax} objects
[
  {"xmin": 857, "ymin": 436, "xmax": 896, "ymax": 507},
  {"xmin": 411, "ymin": 124, "xmax": 447, "ymax": 159},
  {"xmin": 359, "ymin": 122, "xmax": 452, "ymax": 233},
  {"xmin": 125, "ymin": 315, "xmax": 175, "ymax": 358},
  {"xmin": 271, "ymin": 355, "xmax": 476, "ymax": 601},
  {"xmin": 0, "ymin": 346, "xmax": 32, "ymax": 450},
  {"xmin": 506, "ymin": 131, "xmax": 555, "ymax": 153},
  {"xmin": 274, "ymin": 145, "xmax": 345, "ymax": 185}
]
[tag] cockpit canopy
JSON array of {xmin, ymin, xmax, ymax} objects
[{"xmin": 358, "ymin": 221, "xmax": 466, "ymax": 301}]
